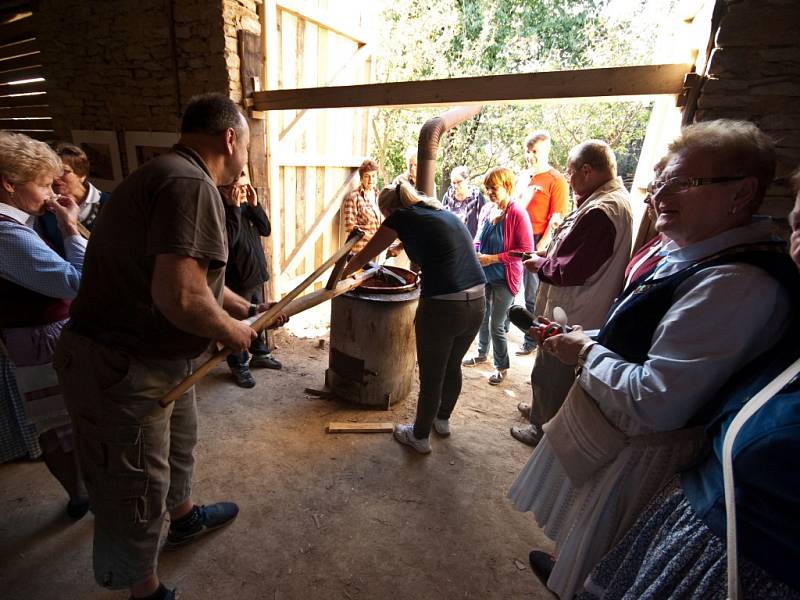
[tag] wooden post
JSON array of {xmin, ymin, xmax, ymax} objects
[{"xmin": 261, "ymin": 0, "xmax": 282, "ymax": 301}]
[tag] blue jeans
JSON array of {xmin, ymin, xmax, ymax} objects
[
  {"xmin": 522, "ymin": 268, "xmax": 539, "ymax": 348},
  {"xmin": 477, "ymin": 281, "xmax": 514, "ymax": 370},
  {"xmin": 226, "ymin": 287, "xmax": 270, "ymax": 369}
]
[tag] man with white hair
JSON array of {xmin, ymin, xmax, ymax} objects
[{"xmin": 511, "ymin": 139, "xmax": 632, "ymax": 447}]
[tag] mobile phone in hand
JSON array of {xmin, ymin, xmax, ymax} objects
[{"xmin": 509, "ymin": 250, "xmax": 533, "ymax": 260}]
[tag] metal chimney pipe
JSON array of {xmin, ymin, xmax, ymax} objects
[{"xmin": 415, "ymin": 106, "xmax": 482, "ymax": 198}]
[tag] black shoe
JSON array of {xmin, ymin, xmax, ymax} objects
[
  {"xmin": 510, "ymin": 425, "xmax": 541, "ymax": 447},
  {"xmin": 128, "ymin": 585, "xmax": 177, "ymax": 600},
  {"xmin": 165, "ymin": 502, "xmax": 239, "ymax": 548},
  {"xmin": 249, "ymin": 353, "xmax": 282, "ymax": 370},
  {"xmin": 528, "ymin": 550, "xmax": 555, "ymax": 586},
  {"xmin": 230, "ymin": 365, "xmax": 256, "ymax": 388},
  {"xmin": 66, "ymin": 498, "xmax": 90, "ymax": 520}
]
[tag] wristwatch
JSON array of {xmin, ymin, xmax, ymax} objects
[{"xmin": 577, "ymin": 341, "xmax": 599, "ymax": 368}]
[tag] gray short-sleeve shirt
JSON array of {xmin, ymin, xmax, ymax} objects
[{"xmin": 70, "ymin": 145, "xmax": 228, "ymax": 359}]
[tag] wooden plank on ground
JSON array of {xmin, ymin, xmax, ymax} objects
[
  {"xmin": 253, "ymin": 63, "xmax": 692, "ymax": 111},
  {"xmin": 326, "ymin": 422, "xmax": 394, "ymax": 434}
]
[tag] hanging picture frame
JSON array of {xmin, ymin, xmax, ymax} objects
[
  {"xmin": 70, "ymin": 130, "xmax": 124, "ymax": 192},
  {"xmin": 124, "ymin": 131, "xmax": 179, "ymax": 172}
]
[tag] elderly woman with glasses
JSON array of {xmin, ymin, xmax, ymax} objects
[
  {"xmin": 0, "ymin": 132, "xmax": 89, "ymax": 518},
  {"xmin": 38, "ymin": 142, "xmax": 110, "ymax": 252},
  {"xmin": 442, "ymin": 165, "xmax": 486, "ymax": 238},
  {"xmin": 508, "ymin": 120, "xmax": 798, "ymax": 599}
]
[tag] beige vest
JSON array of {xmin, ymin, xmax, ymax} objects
[{"xmin": 534, "ymin": 177, "xmax": 632, "ymax": 329}]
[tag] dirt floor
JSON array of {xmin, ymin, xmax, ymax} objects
[{"xmin": 0, "ymin": 303, "xmax": 556, "ymax": 600}]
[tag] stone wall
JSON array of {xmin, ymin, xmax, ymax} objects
[
  {"xmin": 696, "ymin": 0, "xmax": 800, "ymax": 219},
  {"xmin": 35, "ymin": 0, "xmax": 236, "ymax": 174}
]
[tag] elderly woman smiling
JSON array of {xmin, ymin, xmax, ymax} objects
[
  {"xmin": 0, "ymin": 132, "xmax": 89, "ymax": 518},
  {"xmin": 508, "ymin": 119, "xmax": 798, "ymax": 599}
]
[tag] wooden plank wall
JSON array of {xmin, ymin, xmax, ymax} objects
[
  {"xmin": 268, "ymin": 0, "xmax": 371, "ymax": 295},
  {"xmin": 0, "ymin": 3, "xmax": 53, "ymax": 140}
]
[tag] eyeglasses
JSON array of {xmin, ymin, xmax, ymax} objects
[
  {"xmin": 646, "ymin": 176, "xmax": 747, "ymax": 196},
  {"xmin": 451, "ymin": 179, "xmax": 466, "ymax": 185}
]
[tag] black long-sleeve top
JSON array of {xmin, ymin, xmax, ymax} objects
[{"xmin": 224, "ymin": 202, "xmax": 271, "ymax": 294}]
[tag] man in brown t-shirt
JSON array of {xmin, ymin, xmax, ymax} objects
[{"xmin": 55, "ymin": 94, "xmax": 283, "ymax": 600}]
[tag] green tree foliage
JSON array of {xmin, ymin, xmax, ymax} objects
[{"xmin": 370, "ymin": 0, "xmax": 667, "ymax": 195}]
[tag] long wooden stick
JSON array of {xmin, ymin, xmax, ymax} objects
[
  {"xmin": 159, "ymin": 231, "xmax": 363, "ymax": 407},
  {"xmin": 279, "ymin": 265, "xmax": 379, "ymax": 318}
]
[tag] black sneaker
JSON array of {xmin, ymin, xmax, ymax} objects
[
  {"xmin": 66, "ymin": 498, "xmax": 90, "ymax": 520},
  {"xmin": 128, "ymin": 586, "xmax": 177, "ymax": 600},
  {"xmin": 249, "ymin": 353, "xmax": 282, "ymax": 370},
  {"xmin": 165, "ymin": 502, "xmax": 239, "ymax": 548},
  {"xmin": 230, "ymin": 365, "xmax": 256, "ymax": 388}
]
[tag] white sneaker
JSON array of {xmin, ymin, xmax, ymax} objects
[
  {"xmin": 432, "ymin": 418, "xmax": 451, "ymax": 436},
  {"xmin": 393, "ymin": 423, "xmax": 431, "ymax": 454}
]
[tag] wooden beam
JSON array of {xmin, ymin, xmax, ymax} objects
[
  {"xmin": 263, "ymin": 0, "xmax": 281, "ymax": 301},
  {"xmin": 0, "ymin": 39, "xmax": 37, "ymax": 62},
  {"xmin": 0, "ymin": 65, "xmax": 40, "ymax": 84},
  {"xmin": 281, "ymin": 170, "xmax": 357, "ymax": 274},
  {"xmin": 0, "ymin": 52, "xmax": 40, "ymax": 74},
  {"xmin": 0, "ymin": 14, "xmax": 35, "ymax": 46},
  {"xmin": 253, "ymin": 63, "xmax": 692, "ymax": 111},
  {"xmin": 277, "ymin": 153, "xmax": 365, "ymax": 167},
  {"xmin": 3, "ymin": 129, "xmax": 53, "ymax": 141},
  {"xmin": 326, "ymin": 422, "xmax": 394, "ymax": 434},
  {"xmin": 0, "ymin": 79, "xmax": 46, "ymax": 95},
  {"xmin": 0, "ymin": 92, "xmax": 45, "ymax": 108},
  {"xmin": 0, "ymin": 104, "xmax": 48, "ymax": 118},
  {"xmin": 278, "ymin": 43, "xmax": 373, "ymax": 147},
  {"xmin": 0, "ymin": 116, "xmax": 50, "ymax": 128},
  {"xmin": 277, "ymin": 0, "xmax": 368, "ymax": 45}
]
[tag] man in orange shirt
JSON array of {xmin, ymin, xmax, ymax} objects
[{"xmin": 514, "ymin": 131, "xmax": 569, "ymax": 355}]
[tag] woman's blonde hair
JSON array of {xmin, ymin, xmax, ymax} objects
[
  {"xmin": 483, "ymin": 166, "xmax": 514, "ymax": 194},
  {"xmin": 0, "ymin": 132, "xmax": 62, "ymax": 184},
  {"xmin": 378, "ymin": 179, "xmax": 442, "ymax": 214}
]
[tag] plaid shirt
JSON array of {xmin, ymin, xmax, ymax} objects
[{"xmin": 342, "ymin": 186, "xmax": 381, "ymax": 253}]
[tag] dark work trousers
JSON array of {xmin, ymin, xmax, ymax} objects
[
  {"xmin": 529, "ymin": 347, "xmax": 577, "ymax": 443},
  {"xmin": 513, "ymin": 233, "xmax": 542, "ymax": 346},
  {"xmin": 227, "ymin": 286, "xmax": 270, "ymax": 369},
  {"xmin": 413, "ymin": 296, "xmax": 485, "ymax": 439}
]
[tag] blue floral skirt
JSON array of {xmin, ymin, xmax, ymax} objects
[{"xmin": 579, "ymin": 480, "xmax": 800, "ymax": 599}]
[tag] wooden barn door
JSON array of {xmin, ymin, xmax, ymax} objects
[{"xmin": 261, "ymin": 0, "xmax": 373, "ymax": 298}]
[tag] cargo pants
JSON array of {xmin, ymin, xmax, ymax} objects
[{"xmin": 54, "ymin": 328, "xmax": 197, "ymax": 590}]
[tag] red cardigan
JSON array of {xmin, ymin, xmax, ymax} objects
[{"xmin": 474, "ymin": 200, "xmax": 533, "ymax": 296}]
